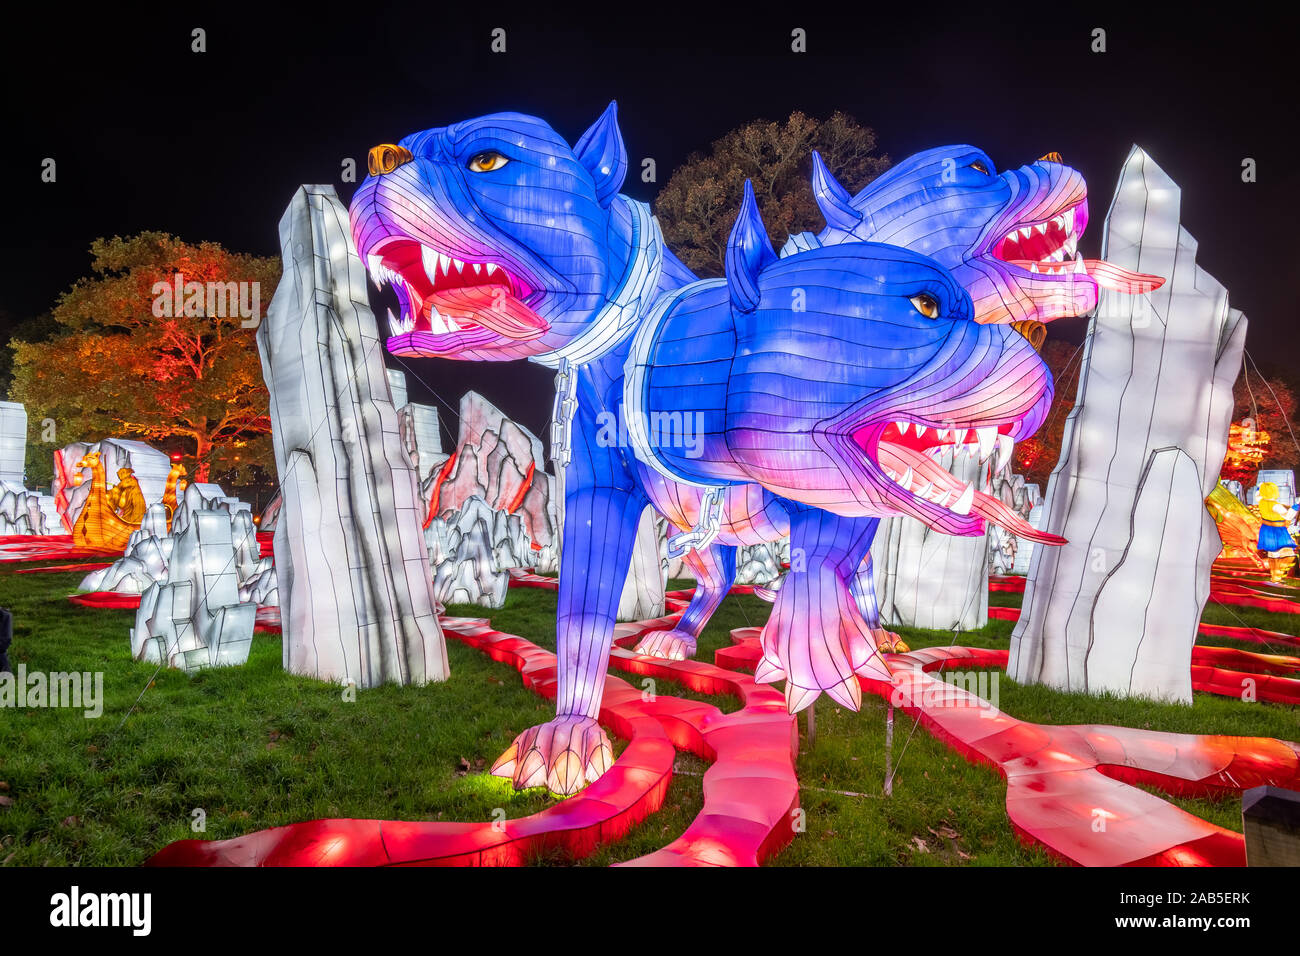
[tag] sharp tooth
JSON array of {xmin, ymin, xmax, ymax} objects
[
  {"xmin": 1035, "ymin": 223, "xmax": 1048, "ymax": 236},
  {"xmin": 485, "ymin": 263, "xmax": 498, "ymax": 276},
  {"xmin": 951, "ymin": 482, "xmax": 975, "ymax": 515},
  {"xmin": 387, "ymin": 308, "xmax": 401, "ymax": 337},
  {"xmin": 428, "ymin": 307, "xmax": 449, "ymax": 335},
  {"xmin": 444, "ymin": 313, "xmax": 461, "ymax": 332},
  {"xmin": 898, "ymin": 466, "xmax": 913, "ymax": 488},
  {"xmin": 1064, "ymin": 236, "xmax": 1077, "ymax": 257},
  {"xmin": 452, "ymin": 258, "xmax": 464, "ymax": 272},
  {"xmin": 1073, "ymin": 253, "xmax": 1087, "ymax": 274},
  {"xmin": 935, "ymin": 427, "xmax": 949, "ymax": 441},
  {"xmin": 884, "ymin": 468, "xmax": 896, "ymax": 480},
  {"xmin": 1064, "ymin": 208, "xmax": 1075, "ymax": 232},
  {"xmin": 368, "ymin": 254, "xmax": 384, "ymax": 275},
  {"xmin": 931, "ymin": 489, "xmax": 951, "ymax": 507},
  {"xmin": 421, "ymin": 246, "xmax": 440, "ymax": 284},
  {"xmin": 1019, "ymin": 226, "xmax": 1034, "ymax": 240},
  {"xmin": 1029, "ymin": 262, "xmax": 1039, "ymax": 273},
  {"xmin": 976, "ymin": 427, "xmax": 997, "ymax": 461},
  {"xmin": 995, "ymin": 434, "xmax": 1014, "ymax": 472},
  {"xmin": 1053, "ymin": 214, "xmax": 1065, "ymax": 229},
  {"xmin": 472, "ymin": 263, "xmax": 481, "ymax": 275},
  {"xmin": 914, "ymin": 424, "xmax": 927, "ymax": 439},
  {"xmin": 915, "ymin": 480, "xmax": 933, "ymax": 497},
  {"xmin": 896, "ymin": 420, "xmax": 910, "ymax": 437},
  {"xmin": 437, "ymin": 253, "xmax": 451, "ymax": 276}
]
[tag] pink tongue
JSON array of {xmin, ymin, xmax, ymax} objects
[
  {"xmin": 1082, "ymin": 259, "xmax": 1164, "ymax": 294},
  {"xmin": 885, "ymin": 443, "xmax": 1066, "ymax": 546},
  {"xmin": 971, "ymin": 489, "xmax": 1065, "ymax": 545},
  {"xmin": 427, "ymin": 287, "xmax": 547, "ymax": 340}
]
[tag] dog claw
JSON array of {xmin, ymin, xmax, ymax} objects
[{"xmin": 491, "ymin": 716, "xmax": 613, "ymax": 796}]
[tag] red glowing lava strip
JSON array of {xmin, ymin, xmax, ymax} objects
[
  {"xmin": 0, "ymin": 534, "xmax": 121, "ymax": 562},
  {"xmin": 149, "ymin": 619, "xmax": 678, "ymax": 866},
  {"xmin": 1197, "ymin": 623, "xmax": 1300, "ymax": 650},
  {"xmin": 68, "ymin": 591, "xmax": 141, "ymax": 610},
  {"xmin": 68, "ymin": 592, "xmax": 282, "ymax": 635},
  {"xmin": 507, "ymin": 567, "xmax": 557, "ymax": 590},
  {"xmin": 871, "ymin": 646, "xmax": 1298, "ymax": 865},
  {"xmin": 148, "ymin": 607, "xmax": 799, "ymax": 868},
  {"xmin": 713, "ymin": 632, "xmax": 1300, "ymax": 865},
  {"xmin": 1209, "ymin": 583, "xmax": 1300, "ymax": 615},
  {"xmin": 256, "ymin": 531, "xmax": 274, "ymax": 558},
  {"xmin": 14, "ymin": 562, "xmax": 112, "ymax": 574},
  {"xmin": 606, "ymin": 622, "xmax": 800, "ymax": 866},
  {"xmin": 1191, "ymin": 644, "xmax": 1300, "ymax": 676},
  {"xmin": 989, "ymin": 576, "xmax": 1027, "ymax": 593},
  {"xmin": 988, "ymin": 606, "xmax": 1020, "ymax": 621}
]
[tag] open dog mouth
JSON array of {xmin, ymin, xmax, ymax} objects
[
  {"xmin": 854, "ymin": 418, "xmax": 1065, "ymax": 544},
  {"xmin": 365, "ymin": 237, "xmax": 549, "ymax": 351},
  {"xmin": 989, "ymin": 199, "xmax": 1162, "ymax": 295}
]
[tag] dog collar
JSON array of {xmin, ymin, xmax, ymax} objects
[{"xmin": 529, "ymin": 196, "xmax": 665, "ymax": 370}]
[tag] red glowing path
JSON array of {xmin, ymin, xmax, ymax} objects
[
  {"xmin": 717, "ymin": 628, "xmax": 1300, "ymax": 866},
  {"xmin": 0, "ymin": 534, "xmax": 121, "ymax": 562},
  {"xmin": 148, "ymin": 602, "xmax": 799, "ymax": 867},
  {"xmin": 135, "ymin": 571, "xmax": 1300, "ymax": 867}
]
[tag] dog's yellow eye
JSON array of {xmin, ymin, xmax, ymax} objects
[
  {"xmin": 468, "ymin": 150, "xmax": 509, "ymax": 172},
  {"xmin": 910, "ymin": 293, "xmax": 940, "ymax": 319}
]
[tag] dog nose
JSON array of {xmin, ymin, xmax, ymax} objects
[
  {"xmin": 1038, "ymin": 152, "xmax": 1063, "ymax": 164},
  {"xmin": 367, "ymin": 144, "xmax": 414, "ymax": 176},
  {"xmin": 1011, "ymin": 319, "xmax": 1047, "ymax": 351}
]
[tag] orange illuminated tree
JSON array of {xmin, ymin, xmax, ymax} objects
[
  {"xmin": 1013, "ymin": 337, "xmax": 1081, "ymax": 487},
  {"xmin": 8, "ymin": 233, "xmax": 279, "ymax": 482},
  {"xmin": 1220, "ymin": 420, "xmax": 1270, "ymax": 484}
]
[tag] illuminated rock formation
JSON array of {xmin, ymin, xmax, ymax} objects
[
  {"xmin": 987, "ymin": 472, "xmax": 1041, "ymax": 575},
  {"xmin": 427, "ymin": 495, "xmax": 530, "ymax": 607},
  {"xmin": 0, "ymin": 402, "xmax": 26, "ymax": 487},
  {"xmin": 0, "ymin": 487, "xmax": 55, "ymax": 535},
  {"xmin": 1010, "ymin": 148, "xmax": 1247, "ymax": 703},
  {"xmin": 81, "ymin": 484, "xmax": 266, "ymax": 601},
  {"xmin": 257, "ymin": 184, "xmax": 447, "ymax": 688},
  {"xmin": 130, "ymin": 508, "xmax": 256, "ymax": 673},
  {"xmin": 425, "ymin": 392, "xmax": 561, "ymax": 593}
]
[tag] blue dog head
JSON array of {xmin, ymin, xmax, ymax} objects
[
  {"xmin": 629, "ymin": 182, "xmax": 1063, "ymax": 544},
  {"xmin": 349, "ymin": 104, "xmax": 632, "ymax": 362},
  {"xmin": 809, "ymin": 145, "xmax": 1162, "ymax": 326}
]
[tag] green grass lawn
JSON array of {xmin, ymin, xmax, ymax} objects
[{"xmin": 0, "ymin": 562, "xmax": 1295, "ymax": 866}]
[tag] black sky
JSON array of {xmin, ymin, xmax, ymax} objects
[{"xmin": 3, "ymin": 3, "xmax": 1296, "ymax": 440}]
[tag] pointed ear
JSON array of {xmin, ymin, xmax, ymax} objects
[
  {"xmin": 726, "ymin": 181, "xmax": 777, "ymax": 313},
  {"xmin": 811, "ymin": 151, "xmax": 862, "ymax": 233},
  {"xmin": 574, "ymin": 101, "xmax": 628, "ymax": 208}
]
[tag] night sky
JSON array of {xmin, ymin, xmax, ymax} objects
[{"xmin": 4, "ymin": 4, "xmax": 1296, "ymax": 441}]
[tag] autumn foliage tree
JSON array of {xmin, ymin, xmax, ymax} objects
[
  {"xmin": 8, "ymin": 232, "xmax": 279, "ymax": 483},
  {"xmin": 655, "ymin": 111, "xmax": 891, "ymax": 276},
  {"xmin": 1227, "ymin": 364, "xmax": 1299, "ymax": 479},
  {"xmin": 1012, "ymin": 337, "xmax": 1083, "ymax": 488}
]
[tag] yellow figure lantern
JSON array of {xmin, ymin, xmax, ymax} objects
[{"xmin": 1255, "ymin": 482, "xmax": 1297, "ymax": 582}]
